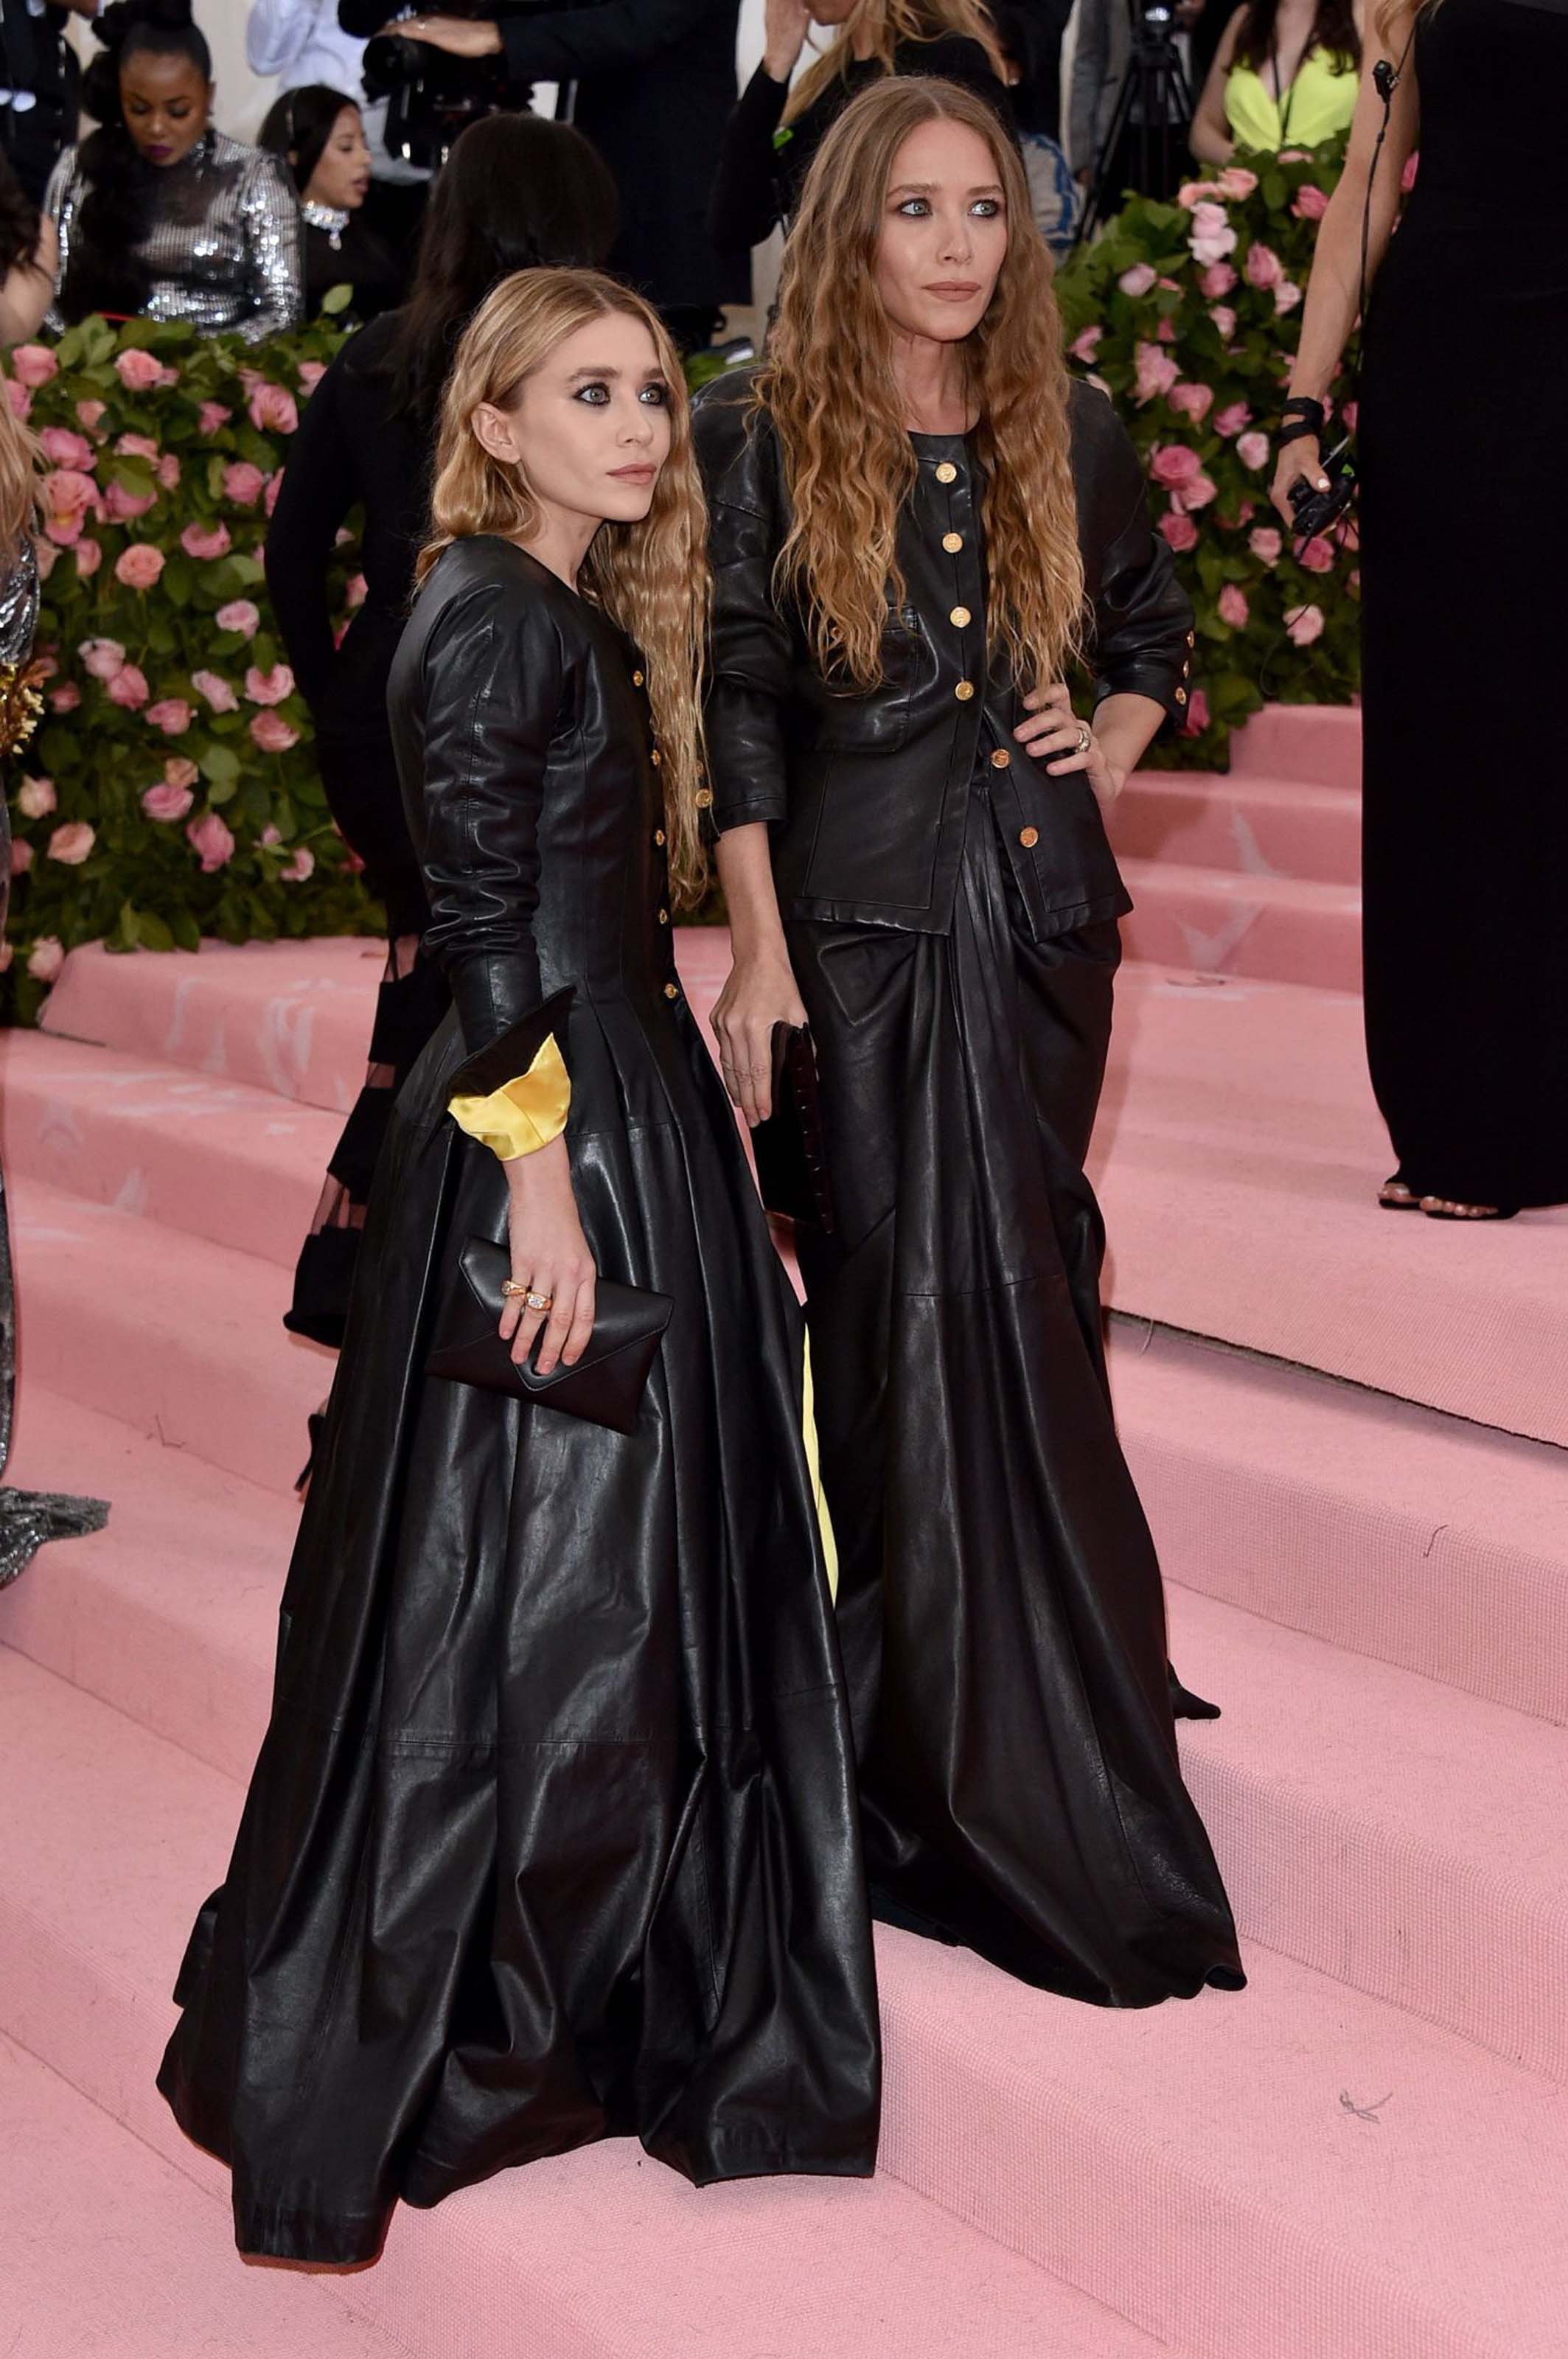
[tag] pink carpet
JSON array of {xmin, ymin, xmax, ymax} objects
[{"xmin": 4, "ymin": 703, "xmax": 1566, "ymax": 2358}]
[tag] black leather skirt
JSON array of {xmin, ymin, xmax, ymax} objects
[{"xmin": 788, "ymin": 797, "xmax": 1245, "ymax": 2004}]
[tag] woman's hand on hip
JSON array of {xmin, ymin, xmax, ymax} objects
[
  {"xmin": 711, "ymin": 952, "xmax": 806, "ymax": 1129},
  {"xmin": 1271, "ymin": 434, "xmax": 1328, "ymax": 526},
  {"xmin": 1015, "ymin": 682, "xmax": 1127, "ymax": 807},
  {"xmin": 501, "ymin": 1135, "xmax": 596, "ymax": 1376}
]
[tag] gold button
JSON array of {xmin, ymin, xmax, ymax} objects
[
  {"xmin": 649, "ymin": 749, "xmax": 661, "ymax": 767},
  {"xmin": 633, "ymin": 669, "xmax": 645, "ymax": 686},
  {"xmin": 654, "ymin": 828, "xmax": 666, "ymax": 846},
  {"xmin": 949, "ymin": 605, "xmax": 971, "ymax": 628},
  {"xmin": 694, "ymin": 787, "xmax": 713, "ymax": 810},
  {"xmin": 663, "ymin": 981, "xmax": 679, "ymax": 1000},
  {"xmin": 935, "ymin": 461, "xmax": 958, "ymax": 484},
  {"xmin": 1175, "ymin": 688, "xmax": 1188, "ymax": 705},
  {"xmin": 1185, "ymin": 633, "xmax": 1195, "ymax": 648},
  {"xmin": 990, "ymin": 748, "xmax": 1011, "ymax": 770},
  {"xmin": 658, "ymin": 907, "xmax": 669, "ymax": 925},
  {"xmin": 1020, "ymin": 826, "xmax": 1039, "ymax": 849},
  {"xmin": 942, "ymin": 532, "xmax": 963, "ymax": 554},
  {"xmin": 954, "ymin": 680, "xmax": 975, "ymax": 702}
]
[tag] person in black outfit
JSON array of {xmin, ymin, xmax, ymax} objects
[
  {"xmin": 341, "ymin": 1, "xmax": 745, "ymax": 349},
  {"xmin": 711, "ymin": 0, "xmax": 1016, "ymax": 251},
  {"xmin": 267, "ymin": 109, "xmax": 618, "ymax": 1359},
  {"xmin": 158, "ymin": 265, "xmax": 879, "ymax": 2261},
  {"xmin": 694, "ymin": 77, "xmax": 1244, "ymax": 2004},
  {"xmin": 259, "ymin": 82, "xmax": 403, "ymax": 318},
  {"xmin": 0, "ymin": 0, "xmax": 94, "ymax": 206}
]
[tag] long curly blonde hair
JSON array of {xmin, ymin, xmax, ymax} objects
[
  {"xmin": 1373, "ymin": 0, "xmax": 1438, "ymax": 41},
  {"xmin": 419, "ymin": 268, "xmax": 711, "ymax": 906},
  {"xmin": 784, "ymin": 0, "xmax": 1011, "ymax": 125},
  {"xmin": 759, "ymin": 75, "xmax": 1084, "ymax": 697}
]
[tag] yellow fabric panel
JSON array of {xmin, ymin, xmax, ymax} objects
[
  {"xmin": 801, "ymin": 1328, "xmax": 838, "ymax": 1604},
  {"xmin": 1224, "ymin": 49, "xmax": 1358, "ymax": 151},
  {"xmin": 448, "ymin": 1034, "xmax": 571, "ymax": 1162}
]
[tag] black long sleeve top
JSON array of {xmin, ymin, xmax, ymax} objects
[{"xmin": 708, "ymin": 35, "xmax": 1017, "ymax": 252}]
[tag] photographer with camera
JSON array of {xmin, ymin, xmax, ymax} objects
[
  {"xmin": 341, "ymin": 2, "xmax": 745, "ymax": 346},
  {"xmin": 1070, "ymin": 0, "xmax": 1207, "ymax": 205}
]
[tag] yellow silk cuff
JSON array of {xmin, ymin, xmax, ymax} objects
[{"xmin": 448, "ymin": 1034, "xmax": 571, "ymax": 1162}]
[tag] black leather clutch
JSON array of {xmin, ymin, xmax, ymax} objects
[
  {"xmin": 425, "ymin": 1237, "xmax": 673, "ymax": 1437},
  {"xmin": 750, "ymin": 1023, "xmax": 835, "ymax": 1234}
]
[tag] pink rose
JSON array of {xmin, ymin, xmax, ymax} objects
[
  {"xmin": 1216, "ymin": 166, "xmax": 1258, "ymax": 200},
  {"xmin": 1181, "ymin": 686, "xmax": 1211, "ymax": 737},
  {"xmin": 1292, "ymin": 184, "xmax": 1330, "ymax": 221},
  {"xmin": 1250, "ymin": 526, "xmax": 1283, "ymax": 566},
  {"xmin": 74, "ymin": 398, "xmax": 105, "ymax": 433},
  {"xmin": 197, "ymin": 400, "xmax": 232, "ymax": 436},
  {"xmin": 1160, "ymin": 509, "xmax": 1199, "ymax": 553},
  {"xmin": 1180, "ymin": 471, "xmax": 1218, "ymax": 512},
  {"xmin": 32, "ymin": 537, "xmax": 58, "ymax": 579},
  {"xmin": 5, "ymin": 380, "xmax": 29, "ymax": 422},
  {"xmin": 157, "ymin": 452, "xmax": 181, "ymax": 490},
  {"xmin": 78, "ymin": 637, "xmax": 126, "ymax": 682},
  {"xmin": 181, "ymin": 520, "xmax": 231, "ymax": 560},
  {"xmin": 259, "ymin": 824, "xmax": 282, "ymax": 847},
  {"xmin": 265, "ymin": 470, "xmax": 284, "ymax": 517},
  {"xmin": 1134, "ymin": 341, "xmax": 1180, "ymax": 404},
  {"xmin": 1155, "ymin": 316, "xmax": 1177, "ymax": 344},
  {"xmin": 1275, "ymin": 280, "xmax": 1303, "ymax": 316},
  {"xmin": 41, "ymin": 467, "xmax": 97, "ymax": 544},
  {"xmin": 216, "ymin": 599, "xmax": 261, "ymax": 639},
  {"xmin": 142, "ymin": 780, "xmax": 194, "ymax": 822},
  {"xmin": 344, "ymin": 573, "xmax": 367, "ymax": 611},
  {"xmin": 280, "ymin": 846, "xmax": 316, "ymax": 882},
  {"xmin": 46, "ymin": 820, "xmax": 94, "ymax": 865},
  {"xmin": 244, "ymin": 662, "xmax": 295, "ymax": 707},
  {"xmin": 74, "ymin": 537, "xmax": 102, "ymax": 579},
  {"xmin": 1401, "ymin": 151, "xmax": 1420, "ymax": 195},
  {"xmin": 247, "ymin": 381, "xmax": 299, "ymax": 436},
  {"xmin": 145, "ymin": 697, "xmax": 194, "ymax": 736},
  {"xmin": 114, "ymin": 348, "xmax": 164, "ymax": 392},
  {"xmin": 1299, "ymin": 535, "xmax": 1337, "ymax": 575},
  {"xmin": 187, "ymin": 811, "xmax": 237, "ymax": 872},
  {"xmin": 223, "ymin": 461, "xmax": 267, "ymax": 507},
  {"xmin": 10, "ymin": 343, "xmax": 57, "ymax": 388},
  {"xmin": 27, "ymin": 935, "xmax": 64, "ymax": 983},
  {"xmin": 10, "ymin": 837, "xmax": 31, "ymax": 874},
  {"xmin": 163, "ymin": 755, "xmax": 200, "ymax": 791},
  {"xmin": 297, "ymin": 359, "xmax": 327, "ymax": 393},
  {"xmin": 1244, "ymin": 241, "xmax": 1284, "ymax": 290},
  {"xmin": 1215, "ymin": 400, "xmax": 1251, "ymax": 438},
  {"xmin": 1209, "ymin": 305, "xmax": 1237, "ymax": 342},
  {"xmin": 1070, "ymin": 325, "xmax": 1103, "ymax": 363},
  {"xmin": 115, "ymin": 432, "xmax": 159, "ymax": 461},
  {"xmin": 192, "ymin": 667, "xmax": 239, "ymax": 713},
  {"xmin": 1177, "ymin": 180, "xmax": 1221, "ymax": 209},
  {"xmin": 1168, "ymin": 382, "xmax": 1214, "ymax": 425},
  {"xmin": 1118, "ymin": 262, "xmax": 1157, "ymax": 299},
  {"xmin": 106, "ymin": 663, "xmax": 150, "ymax": 711},
  {"xmin": 1236, "ymin": 431, "xmax": 1272, "ymax": 470},
  {"xmin": 114, "ymin": 542, "xmax": 166, "ymax": 590},
  {"xmin": 250, "ymin": 710, "xmax": 300, "ymax": 755},
  {"xmin": 1200, "ymin": 261, "xmax": 1238, "ymax": 298},
  {"xmin": 104, "ymin": 481, "xmax": 156, "ymax": 523},
  {"xmin": 39, "ymin": 426, "xmax": 94, "ymax": 470},
  {"xmin": 1341, "ymin": 400, "xmax": 1359, "ymax": 433},
  {"xmin": 15, "ymin": 773, "xmax": 55, "ymax": 818},
  {"xmin": 1218, "ymin": 583, "xmax": 1250, "ymax": 628},
  {"xmin": 1189, "ymin": 203, "xmax": 1237, "ymax": 268},
  {"xmin": 1149, "ymin": 443, "xmax": 1203, "ymax": 489},
  {"xmin": 49, "ymin": 683, "xmax": 81, "ymax": 713},
  {"xmin": 1286, "ymin": 603, "xmax": 1325, "ymax": 647}
]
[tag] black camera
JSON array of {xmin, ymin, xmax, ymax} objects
[
  {"xmin": 1287, "ymin": 440, "xmax": 1356, "ymax": 541},
  {"xmin": 362, "ymin": 3, "xmax": 510, "ymax": 171}
]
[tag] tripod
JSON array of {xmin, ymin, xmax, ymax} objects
[{"xmin": 1079, "ymin": 4, "xmax": 1195, "ymax": 242}]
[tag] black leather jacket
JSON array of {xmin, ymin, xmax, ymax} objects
[{"xmin": 691, "ymin": 371, "xmax": 1194, "ymax": 938}]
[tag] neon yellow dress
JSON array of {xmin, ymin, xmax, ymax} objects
[{"xmin": 1224, "ymin": 46, "xmax": 1359, "ymax": 150}]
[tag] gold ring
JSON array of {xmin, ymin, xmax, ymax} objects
[
  {"xmin": 526, "ymin": 1291, "xmax": 553, "ymax": 1313},
  {"xmin": 501, "ymin": 1279, "xmax": 531, "ymax": 1299},
  {"xmin": 1076, "ymin": 723, "xmax": 1091, "ymax": 754}
]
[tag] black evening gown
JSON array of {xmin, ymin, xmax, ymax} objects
[
  {"xmin": 1358, "ymin": 0, "xmax": 1568, "ymax": 1208},
  {"xmin": 157, "ymin": 539, "xmax": 881, "ymax": 2261},
  {"xmin": 266, "ymin": 309, "xmax": 450, "ymax": 1347}
]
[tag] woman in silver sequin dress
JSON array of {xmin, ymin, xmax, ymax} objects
[{"xmin": 43, "ymin": 0, "xmax": 302, "ymax": 344}]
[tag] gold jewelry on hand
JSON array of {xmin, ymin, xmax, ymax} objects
[
  {"xmin": 501, "ymin": 1278, "xmax": 532, "ymax": 1300},
  {"xmin": 525, "ymin": 1291, "xmax": 554, "ymax": 1313},
  {"xmin": 1076, "ymin": 722, "xmax": 1092, "ymax": 755}
]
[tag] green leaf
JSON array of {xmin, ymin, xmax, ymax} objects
[
  {"xmin": 319, "ymin": 283, "xmax": 354, "ymax": 316},
  {"xmin": 198, "ymin": 741, "xmax": 242, "ymax": 787}
]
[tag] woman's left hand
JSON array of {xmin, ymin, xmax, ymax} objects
[
  {"xmin": 1014, "ymin": 682, "xmax": 1127, "ymax": 807},
  {"xmin": 383, "ymin": 14, "xmax": 502, "ymax": 55}
]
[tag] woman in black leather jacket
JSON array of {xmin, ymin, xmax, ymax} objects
[
  {"xmin": 694, "ymin": 77, "xmax": 1244, "ymax": 2008},
  {"xmin": 158, "ymin": 268, "xmax": 879, "ymax": 2261}
]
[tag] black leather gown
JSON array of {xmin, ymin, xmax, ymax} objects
[
  {"xmin": 156, "ymin": 537, "xmax": 881, "ymax": 2261},
  {"xmin": 694, "ymin": 374, "xmax": 1245, "ymax": 2007}
]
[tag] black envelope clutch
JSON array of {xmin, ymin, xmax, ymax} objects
[
  {"xmin": 750, "ymin": 1023, "xmax": 835, "ymax": 1234},
  {"xmin": 425, "ymin": 1237, "xmax": 672, "ymax": 1437}
]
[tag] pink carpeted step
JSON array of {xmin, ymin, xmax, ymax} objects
[
  {"xmin": 1093, "ymin": 969, "xmax": 1568, "ymax": 1447},
  {"xmin": 1227, "ymin": 700, "xmax": 1362, "ymax": 790},
  {"xmin": 1, "ymin": 2032, "xmax": 412, "ymax": 2359},
  {"xmin": 1108, "ymin": 1323, "xmax": 1568, "ymax": 1726},
  {"xmin": 0, "ymin": 1027, "xmax": 338, "ymax": 1270},
  {"xmin": 1, "ymin": 1646, "xmax": 1563, "ymax": 2359},
  {"xmin": 0, "ymin": 1656, "xmax": 1171, "ymax": 2359},
  {"xmin": 8, "ymin": 1174, "xmax": 324, "ymax": 1494},
  {"xmin": 1118, "ymin": 858, "xmax": 1362, "ymax": 991},
  {"xmin": 1107, "ymin": 771, "xmax": 1361, "ymax": 885}
]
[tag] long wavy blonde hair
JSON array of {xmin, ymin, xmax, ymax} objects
[
  {"xmin": 760, "ymin": 75, "xmax": 1084, "ymax": 697},
  {"xmin": 784, "ymin": 0, "xmax": 1011, "ymax": 124},
  {"xmin": 1373, "ymin": 0, "xmax": 1438, "ymax": 42},
  {"xmin": 419, "ymin": 268, "xmax": 711, "ymax": 905},
  {"xmin": 0, "ymin": 377, "xmax": 40, "ymax": 554}
]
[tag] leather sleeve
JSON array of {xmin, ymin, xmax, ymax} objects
[
  {"xmin": 691, "ymin": 388, "xmax": 793, "ymax": 838},
  {"xmin": 1083, "ymin": 400, "xmax": 1194, "ymax": 728},
  {"xmin": 417, "ymin": 579, "xmax": 572, "ymax": 1061}
]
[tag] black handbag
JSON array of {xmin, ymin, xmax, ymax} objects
[
  {"xmin": 750, "ymin": 1023, "xmax": 835, "ymax": 1234},
  {"xmin": 425, "ymin": 1237, "xmax": 673, "ymax": 1437}
]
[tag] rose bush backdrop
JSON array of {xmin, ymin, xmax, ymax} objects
[
  {"xmin": 1053, "ymin": 134, "xmax": 1362, "ymax": 768},
  {"xmin": 2, "ymin": 304, "xmax": 373, "ymax": 1023}
]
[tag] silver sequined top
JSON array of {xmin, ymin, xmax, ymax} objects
[
  {"xmin": 43, "ymin": 130, "xmax": 304, "ymax": 344},
  {"xmin": 0, "ymin": 539, "xmax": 38, "ymax": 673}
]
